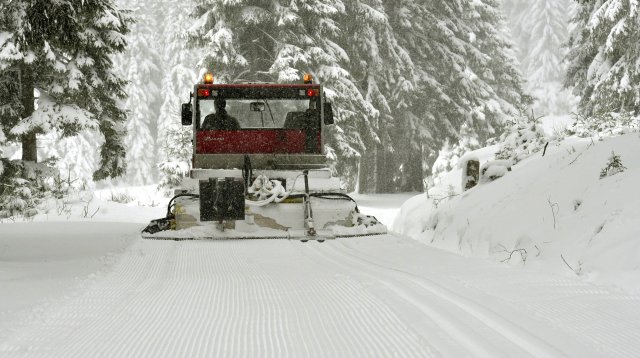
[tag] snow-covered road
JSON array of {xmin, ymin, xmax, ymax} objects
[{"xmin": 2, "ymin": 232, "xmax": 639, "ymax": 357}]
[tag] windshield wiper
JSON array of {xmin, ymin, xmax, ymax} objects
[{"xmin": 259, "ymin": 97, "xmax": 276, "ymax": 127}]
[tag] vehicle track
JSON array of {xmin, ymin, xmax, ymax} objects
[
  {"xmin": 335, "ymin": 236, "xmax": 640, "ymax": 358},
  {"xmin": 2, "ymin": 234, "xmax": 639, "ymax": 357},
  {"xmin": 298, "ymin": 239, "xmax": 567, "ymax": 358},
  {"xmin": 0, "ymin": 238, "xmax": 437, "ymax": 357}
]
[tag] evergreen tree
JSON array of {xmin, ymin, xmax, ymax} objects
[
  {"xmin": 34, "ymin": 0, "xmax": 162, "ymax": 185},
  {"xmin": 503, "ymin": 0, "xmax": 575, "ymax": 115},
  {"xmin": 34, "ymin": 82, "xmax": 103, "ymax": 183},
  {"xmin": 385, "ymin": 0, "xmax": 448, "ymax": 192},
  {"xmin": 388, "ymin": 0, "xmax": 528, "ymax": 190},
  {"xmin": 566, "ymin": 0, "xmax": 640, "ymax": 117},
  {"xmin": 600, "ymin": 151, "xmax": 626, "ymax": 178},
  {"xmin": 336, "ymin": 0, "xmax": 415, "ymax": 193},
  {"xmin": 157, "ymin": 0, "xmax": 199, "ymax": 191},
  {"xmin": 0, "ymin": 0, "xmax": 133, "ymax": 181},
  {"xmin": 459, "ymin": 0, "xmax": 526, "ymax": 138},
  {"xmin": 39, "ymin": 131, "xmax": 99, "ymax": 184},
  {"xmin": 113, "ymin": 0, "xmax": 162, "ymax": 185}
]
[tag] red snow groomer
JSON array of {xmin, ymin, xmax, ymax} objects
[{"xmin": 143, "ymin": 72, "xmax": 386, "ymax": 241}]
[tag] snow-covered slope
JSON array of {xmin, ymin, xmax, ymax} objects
[{"xmin": 395, "ymin": 132, "xmax": 640, "ymax": 293}]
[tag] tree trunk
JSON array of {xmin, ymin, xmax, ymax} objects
[
  {"xmin": 357, "ymin": 145, "xmax": 377, "ymax": 194},
  {"xmin": 402, "ymin": 144, "xmax": 425, "ymax": 192},
  {"xmin": 20, "ymin": 70, "xmax": 37, "ymax": 162},
  {"xmin": 375, "ymin": 143, "xmax": 393, "ymax": 193}
]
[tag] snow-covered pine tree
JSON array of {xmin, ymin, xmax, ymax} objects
[
  {"xmin": 291, "ymin": 1, "xmax": 380, "ymax": 191},
  {"xmin": 334, "ymin": 0, "xmax": 415, "ymax": 193},
  {"xmin": 385, "ymin": 0, "xmax": 455, "ymax": 192},
  {"xmin": 459, "ymin": 0, "xmax": 526, "ymax": 139},
  {"xmin": 494, "ymin": 109, "xmax": 548, "ymax": 164},
  {"xmin": 388, "ymin": 0, "xmax": 528, "ymax": 189},
  {"xmin": 566, "ymin": 0, "xmax": 640, "ymax": 118},
  {"xmin": 157, "ymin": 0, "xmax": 199, "ymax": 192},
  {"xmin": 113, "ymin": 0, "xmax": 163, "ymax": 186},
  {"xmin": 599, "ymin": 151, "xmax": 626, "ymax": 178},
  {"xmin": 0, "ymin": 0, "xmax": 132, "ymax": 181},
  {"xmin": 35, "ymin": 0, "xmax": 162, "ymax": 186},
  {"xmin": 188, "ymin": 0, "xmax": 270, "ymax": 83},
  {"xmin": 502, "ymin": 0, "xmax": 575, "ymax": 115},
  {"xmin": 0, "ymin": 60, "xmax": 17, "ymax": 176},
  {"xmin": 39, "ymin": 131, "xmax": 100, "ymax": 185}
]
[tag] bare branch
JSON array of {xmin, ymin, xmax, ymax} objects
[
  {"xmin": 497, "ymin": 244, "xmax": 528, "ymax": 263},
  {"xmin": 432, "ymin": 193, "xmax": 459, "ymax": 208},
  {"xmin": 561, "ymin": 254, "xmax": 581, "ymax": 275},
  {"xmin": 568, "ymin": 153, "xmax": 582, "ymax": 165},
  {"xmin": 547, "ymin": 196, "xmax": 559, "ymax": 229}
]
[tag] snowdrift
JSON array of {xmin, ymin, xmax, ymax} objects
[{"xmin": 394, "ymin": 132, "xmax": 640, "ymax": 293}]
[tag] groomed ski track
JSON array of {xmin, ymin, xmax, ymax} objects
[{"xmin": 2, "ymin": 235, "xmax": 639, "ymax": 357}]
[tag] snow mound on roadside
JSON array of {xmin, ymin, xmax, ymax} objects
[{"xmin": 394, "ymin": 133, "xmax": 640, "ymax": 293}]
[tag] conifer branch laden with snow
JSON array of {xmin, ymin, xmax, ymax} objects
[
  {"xmin": 0, "ymin": 160, "xmax": 56, "ymax": 219},
  {"xmin": 502, "ymin": 0, "xmax": 576, "ymax": 115},
  {"xmin": 495, "ymin": 108, "xmax": 549, "ymax": 164},
  {"xmin": 565, "ymin": 0, "xmax": 640, "ymax": 124},
  {"xmin": 565, "ymin": 111, "xmax": 639, "ymax": 138},
  {"xmin": 0, "ymin": 0, "xmax": 133, "ymax": 182},
  {"xmin": 0, "ymin": 0, "xmax": 132, "ymax": 217},
  {"xmin": 599, "ymin": 151, "xmax": 626, "ymax": 179},
  {"xmin": 154, "ymin": 0, "xmax": 199, "ymax": 191}
]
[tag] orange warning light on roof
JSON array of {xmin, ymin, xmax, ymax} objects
[
  {"xmin": 303, "ymin": 73, "xmax": 313, "ymax": 84},
  {"xmin": 203, "ymin": 73, "xmax": 214, "ymax": 84}
]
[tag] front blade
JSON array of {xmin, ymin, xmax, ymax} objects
[{"xmin": 287, "ymin": 229, "xmax": 336, "ymax": 242}]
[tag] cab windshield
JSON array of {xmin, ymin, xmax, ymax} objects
[{"xmin": 197, "ymin": 97, "xmax": 320, "ymax": 130}]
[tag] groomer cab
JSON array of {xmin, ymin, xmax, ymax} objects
[{"xmin": 181, "ymin": 72, "xmax": 335, "ymax": 171}]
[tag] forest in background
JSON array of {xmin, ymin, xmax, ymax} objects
[{"xmin": 2, "ymin": 0, "xmax": 639, "ymax": 209}]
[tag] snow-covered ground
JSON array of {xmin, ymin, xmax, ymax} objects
[
  {"xmin": 1, "ymin": 171, "xmax": 640, "ymax": 356},
  {"xmin": 395, "ymin": 131, "xmax": 640, "ymax": 296}
]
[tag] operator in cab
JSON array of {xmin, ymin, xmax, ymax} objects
[
  {"xmin": 202, "ymin": 98, "xmax": 241, "ymax": 130},
  {"xmin": 283, "ymin": 100, "xmax": 319, "ymax": 129}
]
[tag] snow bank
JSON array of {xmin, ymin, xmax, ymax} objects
[{"xmin": 394, "ymin": 132, "xmax": 640, "ymax": 293}]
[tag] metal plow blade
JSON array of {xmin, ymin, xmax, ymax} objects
[
  {"xmin": 141, "ymin": 224, "xmax": 333, "ymax": 242},
  {"xmin": 141, "ymin": 213, "xmax": 387, "ymax": 242},
  {"xmin": 142, "ymin": 227, "xmax": 386, "ymax": 242},
  {"xmin": 142, "ymin": 228, "xmax": 336, "ymax": 242},
  {"xmin": 287, "ymin": 229, "xmax": 336, "ymax": 242},
  {"xmin": 142, "ymin": 227, "xmax": 289, "ymax": 241},
  {"xmin": 142, "ymin": 234, "xmax": 291, "ymax": 241}
]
